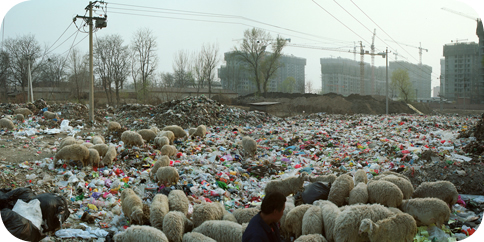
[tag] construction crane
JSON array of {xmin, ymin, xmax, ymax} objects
[
  {"xmin": 392, "ymin": 50, "xmax": 407, "ymax": 61},
  {"xmin": 386, "ymin": 40, "xmax": 428, "ymax": 65},
  {"xmin": 441, "ymin": 7, "xmax": 480, "ymax": 22},
  {"xmin": 451, "ymin": 38, "xmax": 468, "ymax": 43},
  {"xmin": 370, "ymin": 29, "xmax": 376, "ymax": 95},
  {"xmin": 360, "ymin": 41, "xmax": 365, "ymax": 95}
]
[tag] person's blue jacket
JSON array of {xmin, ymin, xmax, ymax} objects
[{"xmin": 242, "ymin": 212, "xmax": 282, "ymax": 242}]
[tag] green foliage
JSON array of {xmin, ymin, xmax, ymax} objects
[
  {"xmin": 281, "ymin": 76, "xmax": 296, "ymax": 93},
  {"xmin": 391, "ymin": 69, "xmax": 414, "ymax": 102}
]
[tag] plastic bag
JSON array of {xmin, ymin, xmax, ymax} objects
[
  {"xmin": 0, "ymin": 187, "xmax": 37, "ymax": 209},
  {"xmin": 1, "ymin": 208, "xmax": 43, "ymax": 242},
  {"xmin": 35, "ymin": 193, "xmax": 71, "ymax": 232},
  {"xmin": 428, "ymin": 225, "xmax": 449, "ymax": 241},
  {"xmin": 12, "ymin": 199, "xmax": 43, "ymax": 230},
  {"xmin": 60, "ymin": 120, "xmax": 73, "ymax": 133},
  {"xmin": 302, "ymin": 182, "xmax": 331, "ymax": 204}
]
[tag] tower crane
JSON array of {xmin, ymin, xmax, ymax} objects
[
  {"xmin": 386, "ymin": 40, "xmax": 428, "ymax": 65},
  {"xmin": 370, "ymin": 29, "xmax": 376, "ymax": 95},
  {"xmin": 441, "ymin": 7, "xmax": 480, "ymax": 22}
]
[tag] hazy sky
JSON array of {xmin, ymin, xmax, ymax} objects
[{"xmin": 1, "ymin": 0, "xmax": 484, "ymax": 93}]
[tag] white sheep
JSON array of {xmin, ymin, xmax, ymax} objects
[
  {"xmin": 82, "ymin": 142, "xmax": 94, "ymax": 149},
  {"xmin": 302, "ymin": 205, "xmax": 323, "ymax": 236},
  {"xmin": 150, "ymin": 194, "xmax": 169, "ymax": 231},
  {"xmin": 188, "ymin": 128, "xmax": 197, "ymax": 137},
  {"xmin": 222, "ymin": 210, "xmax": 238, "ymax": 223},
  {"xmin": 380, "ymin": 174, "xmax": 414, "ymax": 199},
  {"xmin": 386, "ymin": 207, "xmax": 404, "ymax": 215},
  {"xmin": 121, "ymin": 131, "xmax": 144, "ymax": 147},
  {"xmin": 284, "ymin": 204, "xmax": 313, "ymax": 239},
  {"xmin": 376, "ymin": 171, "xmax": 411, "ymax": 181},
  {"xmin": 14, "ymin": 108, "xmax": 32, "ymax": 116},
  {"xmin": 367, "ymin": 180, "xmax": 403, "ymax": 208},
  {"xmin": 43, "ymin": 111, "xmax": 58, "ymax": 120},
  {"xmin": 113, "ymin": 225, "xmax": 168, "ymax": 242},
  {"xmin": 294, "ymin": 234, "xmax": 328, "ymax": 242},
  {"xmin": 163, "ymin": 125, "xmax": 187, "ymax": 140},
  {"xmin": 91, "ymin": 135, "xmax": 105, "ymax": 145},
  {"xmin": 163, "ymin": 211, "xmax": 186, "ymax": 242},
  {"xmin": 232, "ymin": 208, "xmax": 260, "ymax": 224},
  {"xmin": 281, "ymin": 196, "xmax": 296, "ymax": 239},
  {"xmin": 314, "ymin": 200, "xmax": 339, "ymax": 242},
  {"xmin": 328, "ymin": 174, "xmax": 354, "ymax": 207},
  {"xmin": 264, "ymin": 172, "xmax": 308, "ymax": 197},
  {"xmin": 333, "ymin": 203, "xmax": 394, "ymax": 242},
  {"xmin": 412, "ymin": 181, "xmax": 459, "ymax": 205},
  {"xmin": 91, "ymin": 144, "xmax": 109, "ymax": 157},
  {"xmin": 354, "ymin": 169, "xmax": 368, "ymax": 185},
  {"xmin": 158, "ymin": 130, "xmax": 175, "ymax": 144},
  {"xmin": 399, "ymin": 198, "xmax": 451, "ymax": 227},
  {"xmin": 359, "ymin": 213, "xmax": 417, "ymax": 242},
  {"xmin": 193, "ymin": 220, "xmax": 242, "ymax": 242},
  {"xmin": 309, "ymin": 174, "xmax": 336, "ymax": 184},
  {"xmin": 161, "ymin": 145, "xmax": 178, "ymax": 157},
  {"xmin": 87, "ymin": 148, "xmax": 100, "ymax": 167},
  {"xmin": 54, "ymin": 144, "xmax": 90, "ymax": 167},
  {"xmin": 241, "ymin": 136, "xmax": 257, "ymax": 157},
  {"xmin": 121, "ymin": 188, "xmax": 144, "ymax": 225},
  {"xmin": 182, "ymin": 232, "xmax": 216, "ymax": 242},
  {"xmin": 16, "ymin": 114, "xmax": 24, "ymax": 122},
  {"xmin": 138, "ymin": 129, "xmax": 157, "ymax": 142},
  {"xmin": 59, "ymin": 136, "xmax": 83, "ymax": 150},
  {"xmin": 348, "ymin": 182, "xmax": 368, "ymax": 205},
  {"xmin": 168, "ymin": 190, "xmax": 189, "ymax": 216},
  {"xmin": 101, "ymin": 144, "xmax": 117, "ymax": 166},
  {"xmin": 154, "ymin": 136, "xmax": 170, "ymax": 148},
  {"xmin": 192, "ymin": 202, "xmax": 225, "ymax": 228},
  {"xmin": 151, "ymin": 155, "xmax": 170, "ymax": 180},
  {"xmin": 156, "ymin": 166, "xmax": 179, "ymax": 187},
  {"xmin": 108, "ymin": 121, "xmax": 121, "ymax": 131},
  {"xmin": 0, "ymin": 118, "xmax": 15, "ymax": 130},
  {"xmin": 190, "ymin": 125, "xmax": 207, "ymax": 138}
]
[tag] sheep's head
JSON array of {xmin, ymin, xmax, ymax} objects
[
  {"xmin": 358, "ymin": 218, "xmax": 373, "ymax": 235},
  {"xmin": 299, "ymin": 172, "xmax": 309, "ymax": 182}
]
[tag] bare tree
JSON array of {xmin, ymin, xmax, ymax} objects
[
  {"xmin": 131, "ymin": 28, "xmax": 157, "ymax": 102},
  {"xmin": 305, "ymin": 80, "xmax": 313, "ymax": 94},
  {"xmin": 260, "ymin": 37, "xmax": 286, "ymax": 95},
  {"xmin": 0, "ymin": 51, "xmax": 10, "ymax": 102},
  {"xmin": 37, "ymin": 54, "xmax": 68, "ymax": 87},
  {"xmin": 67, "ymin": 48, "xmax": 89, "ymax": 101},
  {"xmin": 3, "ymin": 34, "xmax": 43, "ymax": 94},
  {"xmin": 173, "ymin": 50, "xmax": 194, "ymax": 88},
  {"xmin": 200, "ymin": 43, "xmax": 220, "ymax": 97}
]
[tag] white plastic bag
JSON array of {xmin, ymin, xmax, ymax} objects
[
  {"xmin": 12, "ymin": 199, "xmax": 43, "ymax": 231},
  {"xmin": 60, "ymin": 120, "xmax": 74, "ymax": 133}
]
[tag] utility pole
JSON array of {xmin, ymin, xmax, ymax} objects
[
  {"xmin": 74, "ymin": 1, "xmax": 107, "ymax": 124},
  {"xmin": 28, "ymin": 59, "xmax": 33, "ymax": 103},
  {"xmin": 360, "ymin": 41, "xmax": 365, "ymax": 95},
  {"xmin": 385, "ymin": 48, "xmax": 389, "ymax": 115}
]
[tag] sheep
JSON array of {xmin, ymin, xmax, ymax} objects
[
  {"xmin": 348, "ymin": 182, "xmax": 368, "ymax": 205},
  {"xmin": 294, "ymin": 234, "xmax": 328, "ymax": 242},
  {"xmin": 120, "ymin": 188, "xmax": 144, "ymax": 225},
  {"xmin": 241, "ymin": 136, "xmax": 257, "ymax": 157},
  {"xmin": 375, "ymin": 171, "xmax": 411, "ymax": 181},
  {"xmin": 14, "ymin": 108, "xmax": 32, "ymax": 116},
  {"xmin": 168, "ymin": 190, "xmax": 189, "ymax": 216},
  {"xmin": 193, "ymin": 220, "xmax": 242, "ymax": 242},
  {"xmin": 328, "ymin": 174, "xmax": 354, "ymax": 207},
  {"xmin": 59, "ymin": 137, "xmax": 83, "ymax": 150},
  {"xmin": 91, "ymin": 144, "xmax": 109, "ymax": 157},
  {"xmin": 121, "ymin": 131, "xmax": 144, "ymax": 147},
  {"xmin": 16, "ymin": 114, "xmax": 24, "ymax": 122},
  {"xmin": 163, "ymin": 211, "xmax": 186, "ymax": 242},
  {"xmin": 264, "ymin": 172, "xmax": 308, "ymax": 197},
  {"xmin": 108, "ymin": 121, "xmax": 121, "ymax": 131},
  {"xmin": 190, "ymin": 125, "xmax": 207, "ymax": 138},
  {"xmin": 280, "ymin": 196, "xmax": 296, "ymax": 239},
  {"xmin": 150, "ymin": 194, "xmax": 169, "ymax": 231},
  {"xmin": 367, "ymin": 180, "xmax": 403, "ymax": 208},
  {"xmin": 182, "ymin": 232, "xmax": 216, "ymax": 242},
  {"xmin": 163, "ymin": 125, "xmax": 187, "ymax": 140},
  {"xmin": 302, "ymin": 205, "xmax": 323, "ymax": 236},
  {"xmin": 192, "ymin": 202, "xmax": 225, "ymax": 228},
  {"xmin": 222, "ymin": 210, "xmax": 238, "ymax": 223},
  {"xmin": 113, "ymin": 225, "xmax": 168, "ymax": 242},
  {"xmin": 138, "ymin": 129, "xmax": 157, "ymax": 142},
  {"xmin": 188, "ymin": 128, "xmax": 197, "ymax": 137},
  {"xmin": 3, "ymin": 115, "xmax": 13, "ymax": 120},
  {"xmin": 156, "ymin": 166, "xmax": 179, "ymax": 187},
  {"xmin": 232, "ymin": 208, "xmax": 260, "ymax": 224},
  {"xmin": 150, "ymin": 126, "xmax": 160, "ymax": 135},
  {"xmin": 387, "ymin": 207, "xmax": 404, "ymax": 215},
  {"xmin": 82, "ymin": 142, "xmax": 94, "ymax": 148},
  {"xmin": 412, "ymin": 181, "xmax": 459, "ymax": 206},
  {"xmin": 314, "ymin": 200, "xmax": 339, "ymax": 242},
  {"xmin": 359, "ymin": 213, "xmax": 417, "ymax": 242},
  {"xmin": 54, "ymin": 144, "xmax": 90, "ymax": 167},
  {"xmin": 333, "ymin": 203, "xmax": 394, "ymax": 242},
  {"xmin": 101, "ymin": 144, "xmax": 117, "ymax": 166},
  {"xmin": 43, "ymin": 111, "xmax": 58, "ymax": 120},
  {"xmin": 0, "ymin": 118, "xmax": 15, "ymax": 130},
  {"xmin": 91, "ymin": 135, "xmax": 105, "ymax": 145},
  {"xmin": 284, "ymin": 204, "xmax": 313, "ymax": 239},
  {"xmin": 151, "ymin": 155, "xmax": 170, "ymax": 180},
  {"xmin": 154, "ymin": 136, "xmax": 170, "ymax": 148},
  {"xmin": 161, "ymin": 145, "xmax": 178, "ymax": 157},
  {"xmin": 354, "ymin": 169, "xmax": 367, "ymax": 185},
  {"xmin": 158, "ymin": 130, "xmax": 175, "ymax": 144},
  {"xmin": 87, "ymin": 149, "xmax": 100, "ymax": 167},
  {"xmin": 399, "ymin": 198, "xmax": 451, "ymax": 227},
  {"xmin": 380, "ymin": 175, "xmax": 414, "ymax": 199},
  {"xmin": 309, "ymin": 174, "xmax": 336, "ymax": 184}
]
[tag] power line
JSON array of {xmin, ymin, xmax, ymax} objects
[
  {"xmin": 45, "ymin": 29, "xmax": 79, "ymax": 55},
  {"xmin": 45, "ymin": 22, "xmax": 74, "ymax": 54}
]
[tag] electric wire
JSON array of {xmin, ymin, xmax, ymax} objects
[{"xmin": 45, "ymin": 22, "xmax": 74, "ymax": 54}]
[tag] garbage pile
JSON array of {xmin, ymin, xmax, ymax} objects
[{"xmin": 1, "ymin": 97, "xmax": 484, "ymax": 241}]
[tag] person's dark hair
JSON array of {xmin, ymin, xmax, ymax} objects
[{"xmin": 261, "ymin": 192, "xmax": 286, "ymax": 214}]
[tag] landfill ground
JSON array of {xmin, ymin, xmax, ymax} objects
[{"xmin": 1, "ymin": 95, "xmax": 484, "ymax": 241}]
